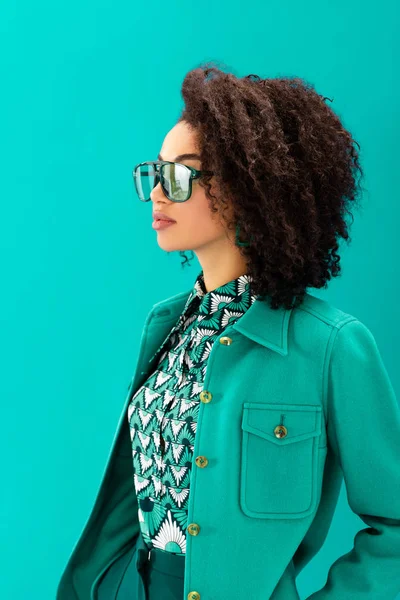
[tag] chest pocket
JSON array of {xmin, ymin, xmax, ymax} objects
[{"xmin": 240, "ymin": 402, "xmax": 326, "ymax": 519}]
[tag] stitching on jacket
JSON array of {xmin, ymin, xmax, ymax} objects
[{"xmin": 321, "ymin": 317, "xmax": 359, "ymax": 454}]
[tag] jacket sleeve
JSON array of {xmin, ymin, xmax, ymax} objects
[{"xmin": 305, "ymin": 318, "xmax": 400, "ymax": 600}]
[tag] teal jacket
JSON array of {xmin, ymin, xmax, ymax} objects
[{"xmin": 57, "ymin": 289, "xmax": 400, "ymax": 600}]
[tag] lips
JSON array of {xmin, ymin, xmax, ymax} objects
[{"xmin": 152, "ymin": 211, "xmax": 176, "ymax": 222}]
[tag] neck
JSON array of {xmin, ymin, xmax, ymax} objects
[{"xmin": 194, "ymin": 235, "xmax": 249, "ymax": 293}]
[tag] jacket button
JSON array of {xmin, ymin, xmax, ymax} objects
[
  {"xmin": 187, "ymin": 592, "xmax": 200, "ymax": 600},
  {"xmin": 219, "ymin": 336, "xmax": 233, "ymax": 345},
  {"xmin": 199, "ymin": 390, "xmax": 212, "ymax": 403},
  {"xmin": 274, "ymin": 425, "xmax": 288, "ymax": 438},
  {"xmin": 195, "ymin": 455, "xmax": 208, "ymax": 468},
  {"xmin": 187, "ymin": 523, "xmax": 200, "ymax": 536}
]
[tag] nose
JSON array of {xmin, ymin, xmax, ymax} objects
[
  {"xmin": 150, "ymin": 179, "xmax": 175, "ymax": 205},
  {"xmin": 150, "ymin": 179, "xmax": 164, "ymax": 202}
]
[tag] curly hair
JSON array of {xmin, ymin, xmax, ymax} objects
[{"xmin": 173, "ymin": 60, "xmax": 365, "ymax": 310}]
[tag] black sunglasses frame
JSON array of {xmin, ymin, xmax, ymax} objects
[{"xmin": 132, "ymin": 160, "xmax": 214, "ymax": 203}]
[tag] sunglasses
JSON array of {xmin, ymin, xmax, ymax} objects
[{"xmin": 132, "ymin": 160, "xmax": 214, "ymax": 203}]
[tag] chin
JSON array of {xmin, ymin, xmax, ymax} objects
[{"xmin": 156, "ymin": 238, "xmax": 187, "ymax": 252}]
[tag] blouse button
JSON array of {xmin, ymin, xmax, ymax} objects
[
  {"xmin": 219, "ymin": 336, "xmax": 233, "ymax": 345},
  {"xmin": 199, "ymin": 390, "xmax": 212, "ymax": 403},
  {"xmin": 187, "ymin": 523, "xmax": 200, "ymax": 536},
  {"xmin": 274, "ymin": 425, "xmax": 288, "ymax": 438},
  {"xmin": 195, "ymin": 455, "xmax": 208, "ymax": 468},
  {"xmin": 187, "ymin": 592, "xmax": 200, "ymax": 600}
]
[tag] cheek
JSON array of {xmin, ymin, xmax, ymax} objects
[
  {"xmin": 185, "ymin": 208, "xmax": 225, "ymax": 238},
  {"xmin": 187, "ymin": 190, "xmax": 227, "ymax": 232}
]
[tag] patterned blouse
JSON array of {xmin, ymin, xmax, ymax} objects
[{"xmin": 127, "ymin": 268, "xmax": 259, "ymax": 555}]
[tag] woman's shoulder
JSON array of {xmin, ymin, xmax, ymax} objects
[
  {"xmin": 297, "ymin": 291, "xmax": 364, "ymax": 331},
  {"xmin": 290, "ymin": 291, "xmax": 380, "ymax": 356},
  {"xmin": 149, "ymin": 288, "xmax": 192, "ymax": 316}
]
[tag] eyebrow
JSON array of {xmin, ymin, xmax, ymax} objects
[{"xmin": 158, "ymin": 152, "xmax": 201, "ymax": 162}]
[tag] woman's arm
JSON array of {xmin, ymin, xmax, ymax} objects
[{"xmin": 306, "ymin": 318, "xmax": 400, "ymax": 600}]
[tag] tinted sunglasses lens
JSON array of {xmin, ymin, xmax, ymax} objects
[
  {"xmin": 134, "ymin": 164, "xmax": 157, "ymax": 201},
  {"xmin": 161, "ymin": 163, "xmax": 190, "ymax": 201}
]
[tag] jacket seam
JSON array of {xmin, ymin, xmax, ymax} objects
[
  {"xmin": 321, "ymin": 316, "xmax": 359, "ymax": 435},
  {"xmin": 297, "ymin": 302, "xmax": 356, "ymax": 329}
]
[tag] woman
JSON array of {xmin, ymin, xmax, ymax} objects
[{"xmin": 57, "ymin": 63, "xmax": 400, "ymax": 600}]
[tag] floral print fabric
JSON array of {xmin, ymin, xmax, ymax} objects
[{"xmin": 127, "ymin": 269, "xmax": 259, "ymax": 555}]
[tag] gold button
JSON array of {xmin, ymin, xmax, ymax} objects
[
  {"xmin": 199, "ymin": 390, "xmax": 212, "ymax": 403},
  {"xmin": 187, "ymin": 592, "xmax": 200, "ymax": 600},
  {"xmin": 274, "ymin": 425, "xmax": 288, "ymax": 438},
  {"xmin": 187, "ymin": 523, "xmax": 200, "ymax": 536},
  {"xmin": 195, "ymin": 455, "xmax": 208, "ymax": 468},
  {"xmin": 219, "ymin": 336, "xmax": 233, "ymax": 345}
]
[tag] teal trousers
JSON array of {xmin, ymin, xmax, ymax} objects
[{"xmin": 97, "ymin": 529, "xmax": 185, "ymax": 600}]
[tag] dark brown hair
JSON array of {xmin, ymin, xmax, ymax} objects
[{"xmin": 175, "ymin": 61, "xmax": 365, "ymax": 310}]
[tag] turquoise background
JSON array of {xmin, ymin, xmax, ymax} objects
[{"xmin": 0, "ymin": 0, "xmax": 398, "ymax": 598}]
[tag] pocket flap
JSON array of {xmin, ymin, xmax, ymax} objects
[{"xmin": 241, "ymin": 402, "xmax": 322, "ymax": 445}]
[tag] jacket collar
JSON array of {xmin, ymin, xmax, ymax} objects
[{"xmin": 151, "ymin": 290, "xmax": 293, "ymax": 357}]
